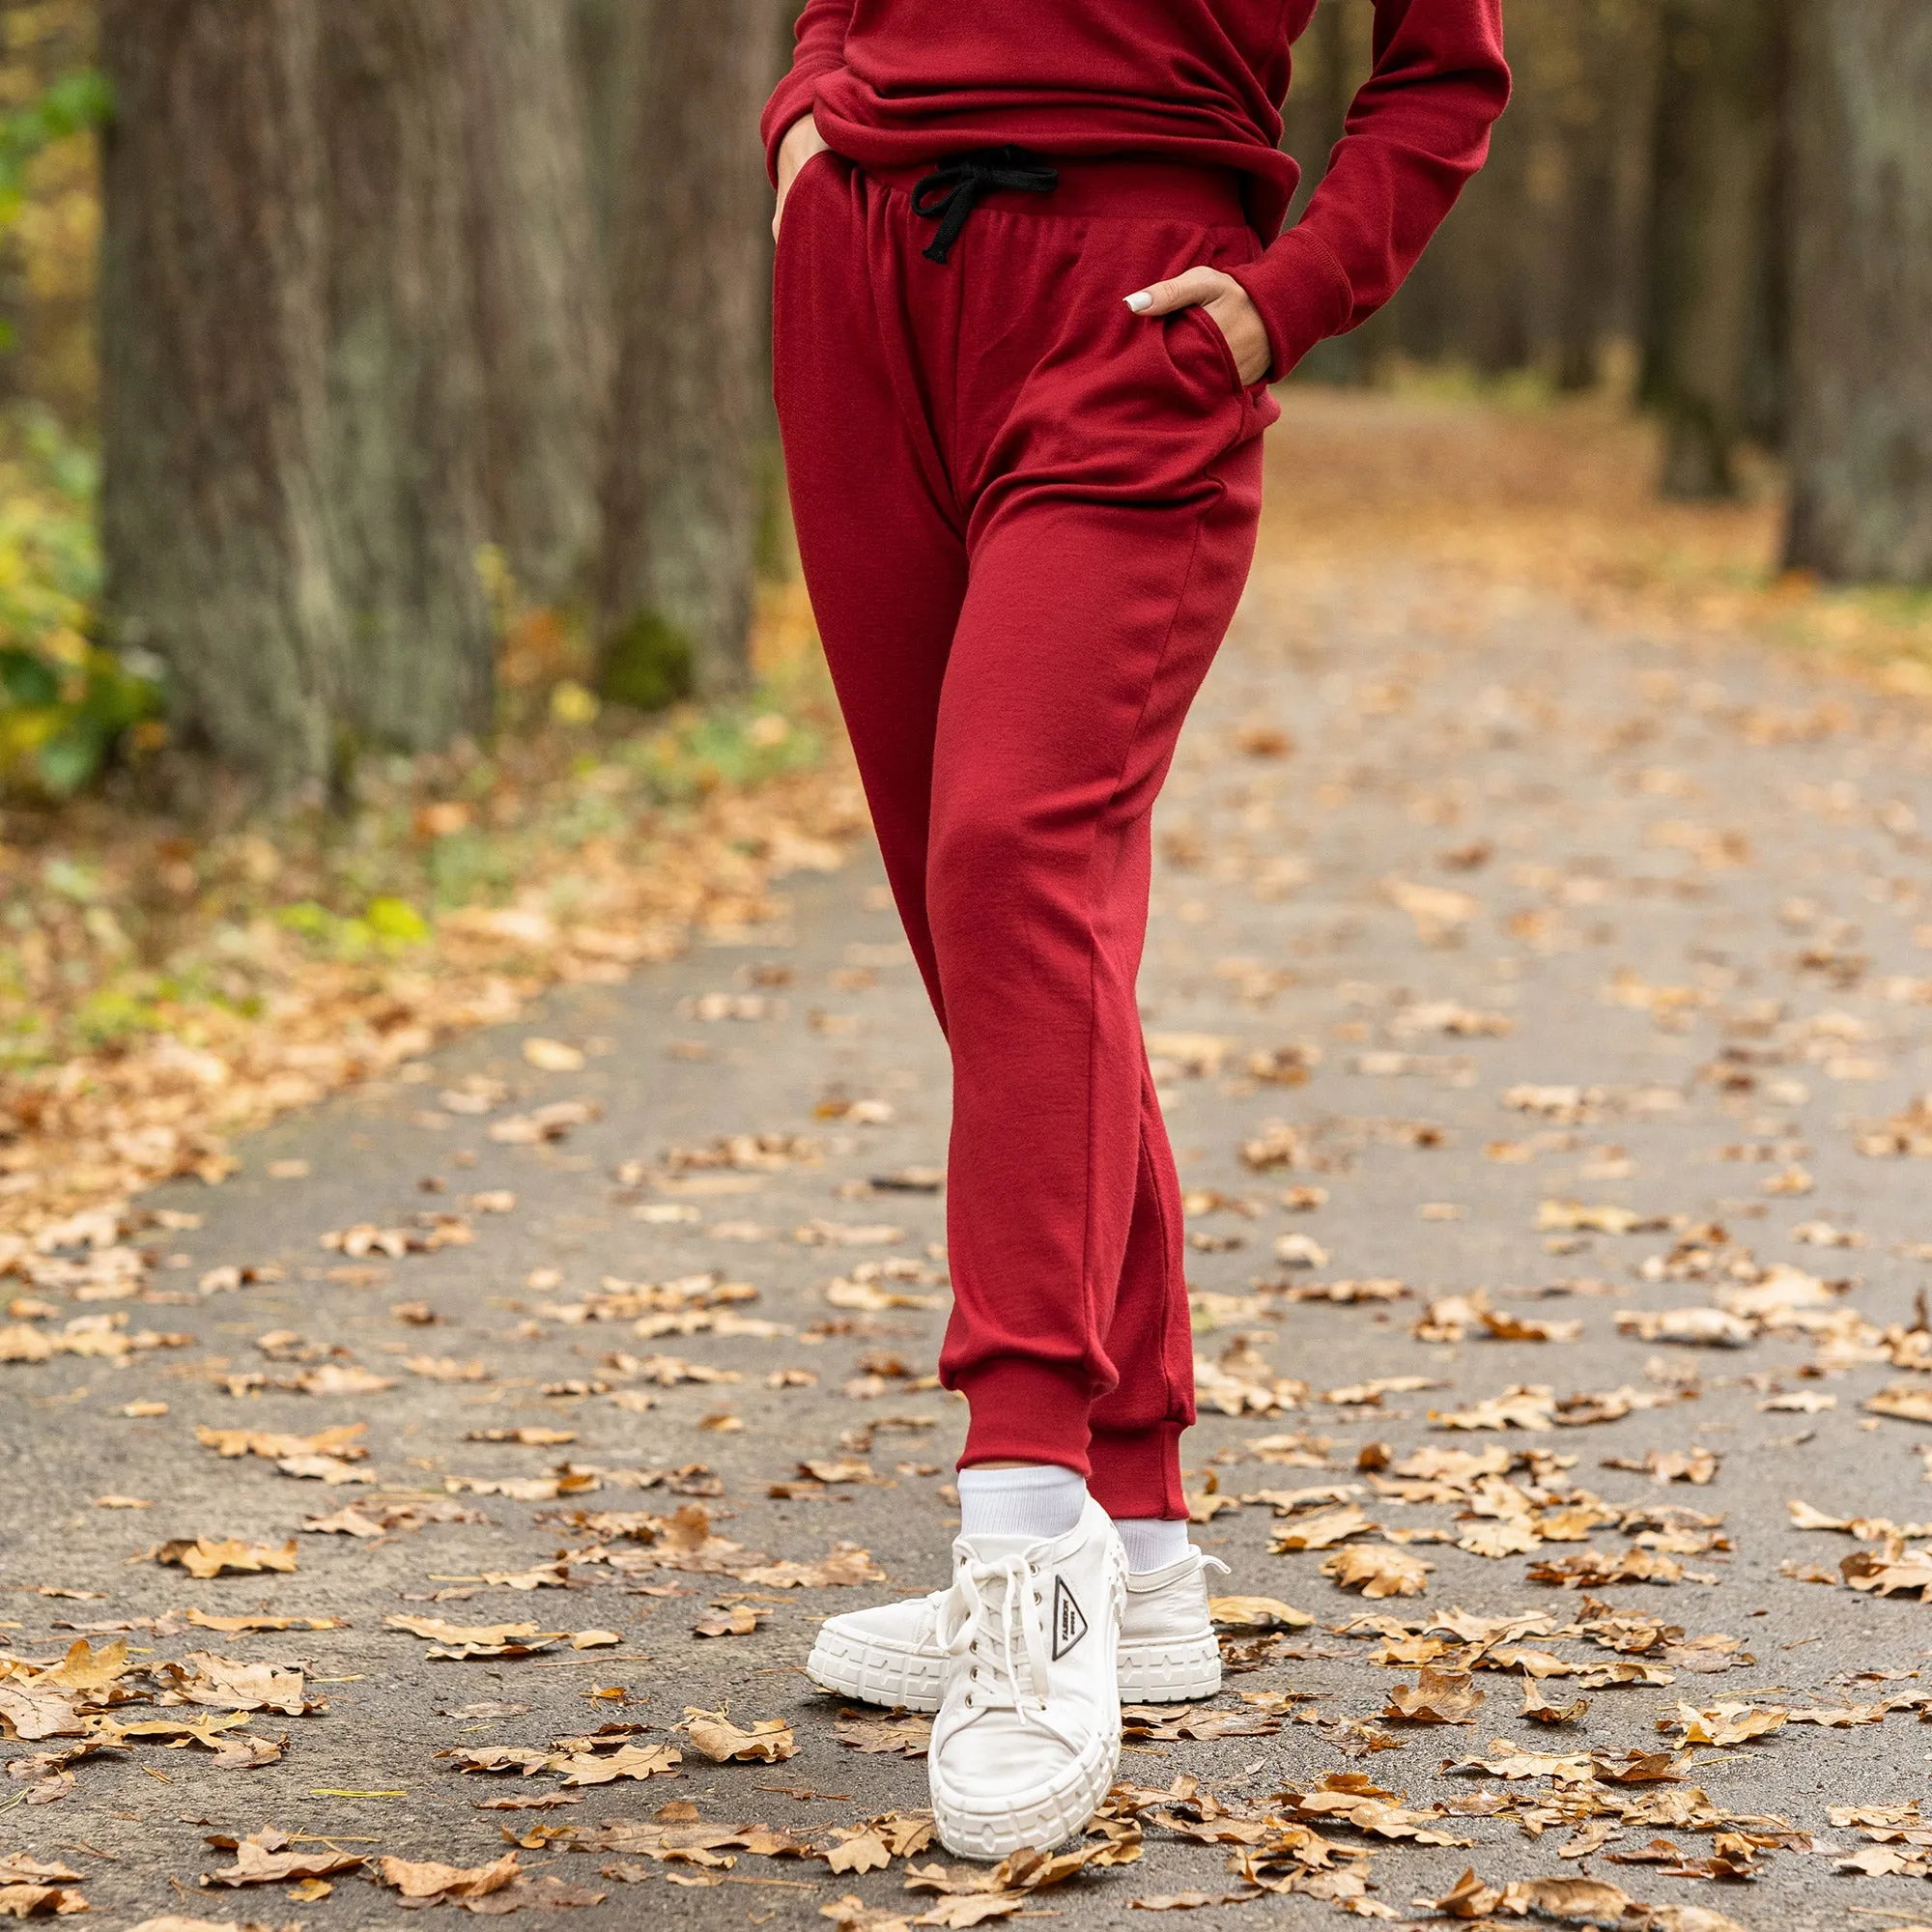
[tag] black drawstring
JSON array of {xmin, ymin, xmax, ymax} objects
[{"xmin": 911, "ymin": 145, "xmax": 1059, "ymax": 265}]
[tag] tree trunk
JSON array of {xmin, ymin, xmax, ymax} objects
[
  {"xmin": 461, "ymin": 0, "xmax": 607, "ymax": 610},
  {"xmin": 322, "ymin": 0, "xmax": 493, "ymax": 753},
  {"xmin": 597, "ymin": 0, "xmax": 776, "ymax": 704},
  {"xmin": 1553, "ymin": 1, "xmax": 1635, "ymax": 392},
  {"xmin": 99, "ymin": 0, "xmax": 342, "ymax": 798},
  {"xmin": 1290, "ymin": 0, "xmax": 1371, "ymax": 384},
  {"xmin": 572, "ymin": 0, "xmax": 643, "ymax": 282},
  {"xmin": 1783, "ymin": 1, "xmax": 1932, "ymax": 582},
  {"xmin": 1639, "ymin": 0, "xmax": 1784, "ymax": 499}
]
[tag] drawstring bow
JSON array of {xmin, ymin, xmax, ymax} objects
[{"xmin": 912, "ymin": 145, "xmax": 1059, "ymax": 264}]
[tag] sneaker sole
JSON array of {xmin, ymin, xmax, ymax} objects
[
  {"xmin": 1118, "ymin": 1634, "xmax": 1224, "ymax": 1703},
  {"xmin": 930, "ymin": 1720, "xmax": 1122, "ymax": 1861},
  {"xmin": 807, "ymin": 1629, "xmax": 1220, "ymax": 1713},
  {"xmin": 806, "ymin": 1627, "xmax": 948, "ymax": 1711}
]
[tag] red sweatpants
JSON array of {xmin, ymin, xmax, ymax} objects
[{"xmin": 774, "ymin": 153, "xmax": 1276, "ymax": 1520}]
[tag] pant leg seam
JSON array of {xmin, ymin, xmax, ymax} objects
[
  {"xmin": 1137, "ymin": 1089, "xmax": 1186, "ymax": 1432},
  {"xmin": 1080, "ymin": 497, "xmax": 1216, "ymax": 1397}
]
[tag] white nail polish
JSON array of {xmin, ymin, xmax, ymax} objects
[{"xmin": 1124, "ymin": 292, "xmax": 1153, "ymax": 314}]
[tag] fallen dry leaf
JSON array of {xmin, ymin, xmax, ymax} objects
[
  {"xmin": 1522, "ymin": 1680, "xmax": 1592, "ymax": 1724},
  {"xmin": 0, "ymin": 1883, "xmax": 88, "ymax": 1919},
  {"xmin": 1615, "ymin": 1307, "xmax": 1754, "ymax": 1348},
  {"xmin": 1842, "ymin": 1539, "xmax": 1932, "ymax": 1599},
  {"xmin": 156, "ymin": 1538, "xmax": 298, "ymax": 1580},
  {"xmin": 1526, "ymin": 1548, "xmax": 1684, "ymax": 1588},
  {"xmin": 128, "ymin": 1921, "xmax": 298, "ymax": 1932},
  {"xmin": 1208, "ymin": 1596, "xmax": 1313, "ymax": 1631},
  {"xmin": 1381, "ymin": 1667, "xmax": 1485, "ymax": 1723},
  {"xmin": 1865, "ymin": 1382, "xmax": 1932, "ymax": 1425},
  {"xmin": 1604, "ymin": 1447, "xmax": 1719, "ymax": 1485},
  {"xmin": 1456, "ymin": 1520, "xmax": 1543, "ymax": 1560},
  {"xmin": 1321, "ymin": 1546, "xmax": 1433, "ymax": 1598},
  {"xmin": 1665, "ymin": 1700, "xmax": 1787, "ymax": 1746},
  {"xmin": 1425, "ymin": 1870, "xmax": 1669, "ymax": 1923},
  {"xmin": 200, "ymin": 1829, "xmax": 365, "ymax": 1888},
  {"xmin": 158, "ymin": 1651, "xmax": 310, "ymax": 1716},
  {"xmin": 1431, "ymin": 1385, "xmax": 1558, "ymax": 1432},
  {"xmin": 835, "ymin": 1709, "xmax": 931, "ymax": 1757},
  {"xmin": 692, "ymin": 1605, "xmax": 764, "ymax": 1637},
  {"xmin": 195, "ymin": 1422, "xmax": 366, "ymax": 1462},
  {"xmin": 373, "ymin": 1850, "xmax": 522, "ymax": 1901},
  {"xmin": 679, "ymin": 1707, "xmax": 797, "ymax": 1763},
  {"xmin": 1270, "ymin": 1505, "xmax": 1374, "ymax": 1551},
  {"xmin": 1123, "ymin": 1704, "xmax": 1281, "ymax": 1742}
]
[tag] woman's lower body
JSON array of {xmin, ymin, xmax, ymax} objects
[{"xmin": 775, "ymin": 150, "xmax": 1274, "ymax": 1853}]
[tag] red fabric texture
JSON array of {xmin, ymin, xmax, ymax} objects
[
  {"xmin": 761, "ymin": 0, "xmax": 1510, "ymax": 379},
  {"xmin": 772, "ymin": 156, "xmax": 1277, "ymax": 1518}
]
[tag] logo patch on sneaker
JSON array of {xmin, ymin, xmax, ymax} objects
[{"xmin": 1051, "ymin": 1576, "xmax": 1088, "ymax": 1660}]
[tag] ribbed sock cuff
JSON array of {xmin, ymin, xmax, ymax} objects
[
  {"xmin": 956, "ymin": 1463, "xmax": 1089, "ymax": 1541},
  {"xmin": 1113, "ymin": 1516, "xmax": 1192, "ymax": 1572}
]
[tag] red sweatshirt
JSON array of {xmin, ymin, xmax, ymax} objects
[{"xmin": 760, "ymin": 1, "xmax": 1510, "ymax": 380}]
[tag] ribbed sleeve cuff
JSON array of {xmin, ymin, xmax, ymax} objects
[
  {"xmin": 1228, "ymin": 225, "xmax": 1356, "ymax": 382},
  {"xmin": 760, "ymin": 71, "xmax": 824, "ymax": 186}
]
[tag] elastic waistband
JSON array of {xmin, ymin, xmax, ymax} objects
[{"xmin": 867, "ymin": 153, "xmax": 1250, "ymax": 229}]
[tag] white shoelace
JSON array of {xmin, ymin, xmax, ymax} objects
[{"xmin": 940, "ymin": 1551, "xmax": 1082, "ymax": 1750}]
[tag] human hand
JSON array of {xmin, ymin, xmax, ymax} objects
[
  {"xmin": 1124, "ymin": 267, "xmax": 1273, "ymax": 386},
  {"xmin": 774, "ymin": 113, "xmax": 830, "ymax": 242}
]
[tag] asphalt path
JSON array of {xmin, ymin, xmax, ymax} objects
[{"xmin": 7, "ymin": 427, "xmax": 1932, "ymax": 1929}]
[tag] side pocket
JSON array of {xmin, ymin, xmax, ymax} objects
[
  {"xmin": 772, "ymin": 152, "xmax": 836, "ymax": 411},
  {"xmin": 1169, "ymin": 304, "xmax": 1248, "ymax": 406},
  {"xmin": 774, "ymin": 146, "xmax": 835, "ymax": 259}
]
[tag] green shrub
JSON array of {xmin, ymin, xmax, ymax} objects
[{"xmin": 599, "ymin": 609, "xmax": 695, "ymax": 714}]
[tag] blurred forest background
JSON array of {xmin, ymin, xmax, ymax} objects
[
  {"xmin": 0, "ymin": 0, "xmax": 1928, "ymax": 1178},
  {"xmin": 0, "ymin": 0, "xmax": 1923, "ymax": 809}
]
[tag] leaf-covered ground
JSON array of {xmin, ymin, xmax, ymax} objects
[{"xmin": 6, "ymin": 391, "xmax": 1932, "ymax": 1930}]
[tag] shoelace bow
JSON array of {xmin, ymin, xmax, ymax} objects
[
  {"xmin": 910, "ymin": 146, "xmax": 1059, "ymax": 265},
  {"xmin": 942, "ymin": 1551, "xmax": 1080, "ymax": 1747}
]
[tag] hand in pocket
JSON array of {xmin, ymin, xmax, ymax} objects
[{"xmin": 1124, "ymin": 267, "xmax": 1272, "ymax": 385}]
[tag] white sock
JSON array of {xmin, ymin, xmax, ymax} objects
[
  {"xmin": 1114, "ymin": 1517, "xmax": 1191, "ymax": 1573},
  {"xmin": 956, "ymin": 1464, "xmax": 1087, "ymax": 1542}
]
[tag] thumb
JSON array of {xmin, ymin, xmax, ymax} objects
[{"xmin": 1124, "ymin": 268, "xmax": 1222, "ymax": 316}]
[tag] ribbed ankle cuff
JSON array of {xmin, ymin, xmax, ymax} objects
[
  {"xmin": 955, "ymin": 1358, "xmax": 1094, "ymax": 1477},
  {"xmin": 1088, "ymin": 1420, "xmax": 1186, "ymax": 1520}
]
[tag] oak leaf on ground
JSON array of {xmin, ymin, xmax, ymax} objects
[{"xmin": 679, "ymin": 1708, "xmax": 797, "ymax": 1763}]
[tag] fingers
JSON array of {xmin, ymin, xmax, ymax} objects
[{"xmin": 1124, "ymin": 266, "xmax": 1232, "ymax": 316}]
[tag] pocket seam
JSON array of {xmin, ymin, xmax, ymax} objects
[
  {"xmin": 775, "ymin": 146, "xmax": 835, "ymax": 254},
  {"xmin": 1177, "ymin": 304, "xmax": 1248, "ymax": 406}
]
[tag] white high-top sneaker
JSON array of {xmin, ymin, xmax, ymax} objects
[
  {"xmin": 808, "ymin": 1543, "xmax": 1224, "ymax": 1712},
  {"xmin": 924, "ymin": 1496, "xmax": 1126, "ymax": 1861}
]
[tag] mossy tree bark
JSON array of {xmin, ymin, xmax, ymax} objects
[
  {"xmin": 1553, "ymin": 0, "xmax": 1655, "ymax": 393},
  {"xmin": 572, "ymin": 0, "xmax": 640, "ymax": 282},
  {"xmin": 462, "ymin": 0, "xmax": 607, "ymax": 610},
  {"xmin": 1288, "ymin": 0, "xmax": 1371, "ymax": 385},
  {"xmin": 1783, "ymin": 0, "xmax": 1932, "ymax": 583},
  {"xmin": 597, "ymin": 0, "xmax": 779, "ymax": 705},
  {"xmin": 99, "ymin": 0, "xmax": 344, "ymax": 800},
  {"xmin": 322, "ymin": 0, "xmax": 494, "ymax": 754},
  {"xmin": 1639, "ymin": 0, "xmax": 1787, "ymax": 500}
]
